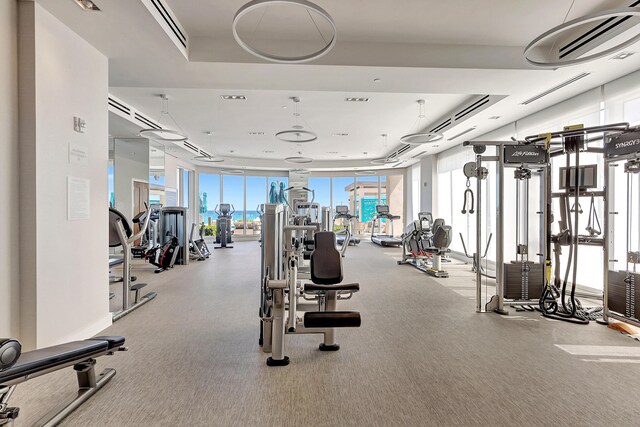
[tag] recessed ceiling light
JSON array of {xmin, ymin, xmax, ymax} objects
[
  {"xmin": 222, "ymin": 169, "xmax": 244, "ymax": 175},
  {"xmin": 248, "ymin": 131, "xmax": 264, "ymax": 135},
  {"xmin": 488, "ymin": 116, "xmax": 501, "ymax": 120},
  {"xmin": 611, "ymin": 51, "xmax": 635, "ymax": 60},
  {"xmin": 263, "ymin": 150, "xmax": 274, "ymax": 153},
  {"xmin": 345, "ymin": 97, "xmax": 369, "ymax": 102},
  {"xmin": 332, "ymin": 133, "xmax": 349, "ymax": 137},
  {"xmin": 326, "ymin": 151, "xmax": 338, "ymax": 154},
  {"xmin": 432, "ymin": 145, "xmax": 439, "ymax": 148},
  {"xmin": 74, "ymin": 0, "xmax": 100, "ymax": 11},
  {"xmin": 221, "ymin": 95, "xmax": 246, "ymax": 100}
]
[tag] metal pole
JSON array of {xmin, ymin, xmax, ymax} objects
[
  {"xmin": 603, "ymin": 159, "xmax": 610, "ymax": 322},
  {"xmin": 496, "ymin": 148, "xmax": 505, "ymax": 313},
  {"xmin": 476, "ymin": 154, "xmax": 483, "ymax": 313}
]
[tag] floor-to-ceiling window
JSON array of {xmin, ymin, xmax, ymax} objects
[
  {"xmin": 354, "ymin": 176, "xmax": 379, "ymax": 235},
  {"xmin": 222, "ymin": 174, "xmax": 244, "ymax": 235},
  {"xmin": 331, "ymin": 176, "xmax": 354, "ymax": 232},
  {"xmin": 246, "ymin": 176, "xmax": 267, "ymax": 235},
  {"xmin": 198, "ymin": 173, "xmax": 220, "ymax": 226},
  {"xmin": 308, "ymin": 177, "xmax": 331, "ymax": 206}
]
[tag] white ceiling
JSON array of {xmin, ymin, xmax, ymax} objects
[{"xmin": 39, "ymin": 0, "xmax": 640, "ymax": 171}]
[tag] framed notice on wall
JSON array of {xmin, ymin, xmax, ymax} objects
[{"xmin": 68, "ymin": 176, "xmax": 90, "ymax": 220}]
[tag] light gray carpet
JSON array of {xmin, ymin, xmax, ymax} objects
[{"xmin": 11, "ymin": 240, "xmax": 640, "ymax": 426}]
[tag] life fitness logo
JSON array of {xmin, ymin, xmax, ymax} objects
[
  {"xmin": 615, "ymin": 138, "xmax": 640, "ymax": 150},
  {"xmin": 511, "ymin": 151, "xmax": 540, "ymax": 157}
]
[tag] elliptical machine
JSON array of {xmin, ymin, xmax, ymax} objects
[
  {"xmin": 333, "ymin": 205, "xmax": 360, "ymax": 257},
  {"xmin": 214, "ymin": 203, "xmax": 234, "ymax": 249},
  {"xmin": 189, "ymin": 222, "xmax": 210, "ymax": 260}
]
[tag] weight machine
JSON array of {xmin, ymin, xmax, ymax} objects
[
  {"xmin": 603, "ymin": 127, "xmax": 640, "ymax": 327},
  {"xmin": 463, "ymin": 123, "xmax": 631, "ymax": 322},
  {"xmin": 258, "ymin": 200, "xmax": 361, "ymax": 366}
]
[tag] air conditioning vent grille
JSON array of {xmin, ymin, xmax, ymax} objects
[
  {"xmin": 108, "ymin": 97, "xmax": 131, "ymax": 115},
  {"xmin": 183, "ymin": 141, "xmax": 199, "ymax": 153},
  {"xmin": 521, "ymin": 73, "xmax": 591, "ymax": 105},
  {"xmin": 150, "ymin": 0, "xmax": 187, "ymax": 48},
  {"xmin": 454, "ymin": 96, "xmax": 490, "ymax": 121},
  {"xmin": 134, "ymin": 113, "xmax": 161, "ymax": 130}
]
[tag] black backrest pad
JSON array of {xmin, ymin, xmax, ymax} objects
[
  {"xmin": 109, "ymin": 208, "xmax": 132, "ymax": 247},
  {"xmin": 311, "ymin": 232, "xmax": 343, "ymax": 285},
  {"xmin": 433, "ymin": 225, "xmax": 452, "ymax": 249}
]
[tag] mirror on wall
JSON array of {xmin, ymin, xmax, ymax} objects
[
  {"xmin": 113, "ymin": 138, "xmax": 150, "ymax": 218},
  {"xmin": 149, "ymin": 140, "xmax": 166, "ymax": 206}
]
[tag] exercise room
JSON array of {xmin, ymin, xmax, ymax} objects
[{"xmin": 2, "ymin": 0, "xmax": 640, "ymax": 426}]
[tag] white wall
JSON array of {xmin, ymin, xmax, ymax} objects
[
  {"xmin": 0, "ymin": 0, "xmax": 20, "ymax": 339},
  {"xmin": 19, "ymin": 2, "xmax": 111, "ymax": 349},
  {"xmin": 420, "ymin": 155, "xmax": 437, "ymax": 214}
]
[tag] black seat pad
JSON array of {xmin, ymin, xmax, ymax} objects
[
  {"xmin": 310, "ymin": 232, "xmax": 343, "ymax": 285},
  {"xmin": 0, "ymin": 340, "xmax": 108, "ymax": 383},
  {"xmin": 91, "ymin": 336, "xmax": 126, "ymax": 350},
  {"xmin": 305, "ymin": 283, "xmax": 360, "ymax": 292}
]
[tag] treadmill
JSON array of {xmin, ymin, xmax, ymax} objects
[
  {"xmin": 371, "ymin": 205, "xmax": 402, "ymax": 247},
  {"xmin": 334, "ymin": 205, "xmax": 360, "ymax": 246}
]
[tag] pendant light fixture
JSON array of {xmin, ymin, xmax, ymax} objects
[
  {"xmin": 233, "ymin": 0, "xmax": 337, "ymax": 63},
  {"xmin": 371, "ymin": 134, "xmax": 400, "ymax": 165},
  {"xmin": 276, "ymin": 97, "xmax": 318, "ymax": 143},
  {"xmin": 193, "ymin": 131, "xmax": 225, "ymax": 163},
  {"xmin": 400, "ymin": 99, "xmax": 443, "ymax": 144},
  {"xmin": 139, "ymin": 94, "xmax": 188, "ymax": 142}
]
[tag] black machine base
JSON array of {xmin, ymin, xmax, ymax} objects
[
  {"xmin": 319, "ymin": 343, "xmax": 340, "ymax": 352},
  {"xmin": 266, "ymin": 356, "xmax": 290, "ymax": 366}
]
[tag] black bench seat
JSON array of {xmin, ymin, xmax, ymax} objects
[{"xmin": 0, "ymin": 336, "xmax": 126, "ymax": 425}]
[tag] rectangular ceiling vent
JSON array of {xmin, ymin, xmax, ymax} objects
[
  {"xmin": 134, "ymin": 112, "xmax": 161, "ymax": 130},
  {"xmin": 140, "ymin": 0, "xmax": 189, "ymax": 59},
  {"xmin": 560, "ymin": 1, "xmax": 640, "ymax": 60},
  {"xmin": 430, "ymin": 118, "xmax": 452, "ymax": 134},
  {"xmin": 108, "ymin": 96, "xmax": 131, "ymax": 116},
  {"xmin": 183, "ymin": 141, "xmax": 199, "ymax": 154},
  {"xmin": 520, "ymin": 73, "xmax": 591, "ymax": 105},
  {"xmin": 454, "ymin": 95, "xmax": 490, "ymax": 121}
]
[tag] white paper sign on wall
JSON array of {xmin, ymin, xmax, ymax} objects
[
  {"xmin": 68, "ymin": 176, "xmax": 90, "ymax": 221},
  {"xmin": 69, "ymin": 141, "xmax": 89, "ymax": 165}
]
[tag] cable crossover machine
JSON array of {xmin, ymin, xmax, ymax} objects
[{"xmin": 463, "ymin": 122, "xmax": 639, "ymax": 325}]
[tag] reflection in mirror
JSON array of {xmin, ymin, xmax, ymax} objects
[
  {"xmin": 113, "ymin": 138, "xmax": 150, "ymax": 218},
  {"xmin": 149, "ymin": 140, "xmax": 166, "ymax": 206},
  {"xmin": 108, "ymin": 137, "xmax": 115, "ymax": 207}
]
